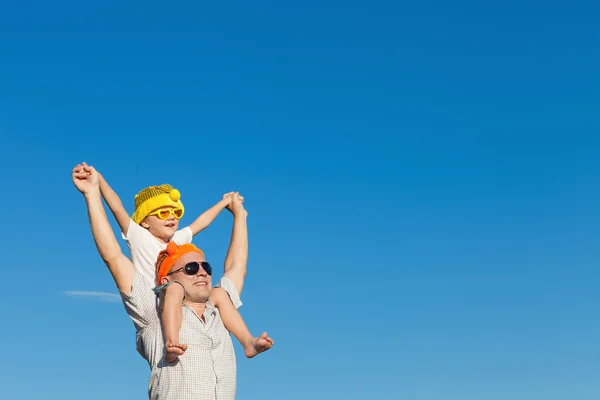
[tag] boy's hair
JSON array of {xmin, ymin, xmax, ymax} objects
[{"xmin": 132, "ymin": 184, "xmax": 185, "ymax": 224}]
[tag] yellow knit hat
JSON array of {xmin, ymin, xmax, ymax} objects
[{"xmin": 132, "ymin": 184, "xmax": 185, "ymax": 224}]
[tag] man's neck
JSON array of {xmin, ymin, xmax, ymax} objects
[{"xmin": 184, "ymin": 300, "xmax": 208, "ymax": 320}]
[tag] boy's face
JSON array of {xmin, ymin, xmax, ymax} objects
[{"xmin": 141, "ymin": 206, "xmax": 180, "ymax": 239}]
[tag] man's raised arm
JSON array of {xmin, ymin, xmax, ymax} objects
[
  {"xmin": 223, "ymin": 196, "xmax": 248, "ymax": 295},
  {"xmin": 73, "ymin": 162, "xmax": 135, "ymax": 294}
]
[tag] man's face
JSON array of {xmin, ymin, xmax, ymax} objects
[
  {"xmin": 166, "ymin": 252, "xmax": 212, "ymax": 302},
  {"xmin": 141, "ymin": 207, "xmax": 180, "ymax": 239}
]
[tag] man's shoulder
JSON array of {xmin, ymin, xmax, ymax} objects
[
  {"xmin": 215, "ymin": 277, "xmax": 243, "ymax": 309},
  {"xmin": 121, "ymin": 272, "xmax": 155, "ymax": 302},
  {"xmin": 120, "ymin": 272, "xmax": 160, "ymax": 329}
]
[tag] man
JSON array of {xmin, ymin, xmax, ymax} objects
[{"xmin": 73, "ymin": 163, "xmax": 252, "ymax": 400}]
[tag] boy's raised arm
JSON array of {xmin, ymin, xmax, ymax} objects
[
  {"xmin": 98, "ymin": 172, "xmax": 131, "ymax": 235},
  {"xmin": 188, "ymin": 192, "xmax": 237, "ymax": 236},
  {"xmin": 73, "ymin": 163, "xmax": 135, "ymax": 294}
]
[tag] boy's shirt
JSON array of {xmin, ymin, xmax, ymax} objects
[{"xmin": 122, "ymin": 218, "xmax": 193, "ymax": 284}]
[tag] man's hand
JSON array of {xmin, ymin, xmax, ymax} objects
[
  {"xmin": 72, "ymin": 162, "xmax": 100, "ymax": 195},
  {"xmin": 188, "ymin": 191, "xmax": 244, "ymax": 236},
  {"xmin": 226, "ymin": 194, "xmax": 247, "ymax": 218},
  {"xmin": 222, "ymin": 191, "xmax": 244, "ymax": 205}
]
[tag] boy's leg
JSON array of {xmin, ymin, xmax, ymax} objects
[
  {"xmin": 162, "ymin": 281, "xmax": 187, "ymax": 362},
  {"xmin": 211, "ymin": 287, "xmax": 274, "ymax": 358}
]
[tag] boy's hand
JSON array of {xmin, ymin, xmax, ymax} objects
[
  {"xmin": 72, "ymin": 162, "xmax": 100, "ymax": 194},
  {"xmin": 222, "ymin": 192, "xmax": 244, "ymax": 205},
  {"xmin": 222, "ymin": 192, "xmax": 235, "ymax": 204}
]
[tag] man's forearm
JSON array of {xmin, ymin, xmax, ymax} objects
[
  {"xmin": 223, "ymin": 212, "xmax": 248, "ymax": 294},
  {"xmin": 84, "ymin": 188, "xmax": 135, "ymax": 293},
  {"xmin": 84, "ymin": 189, "xmax": 123, "ymax": 264}
]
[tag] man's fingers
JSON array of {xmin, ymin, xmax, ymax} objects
[{"xmin": 82, "ymin": 162, "xmax": 97, "ymax": 174}]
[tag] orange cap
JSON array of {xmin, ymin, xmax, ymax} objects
[{"xmin": 155, "ymin": 241, "xmax": 205, "ymax": 284}]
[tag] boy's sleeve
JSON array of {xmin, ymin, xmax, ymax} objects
[
  {"xmin": 172, "ymin": 226, "xmax": 193, "ymax": 245},
  {"xmin": 122, "ymin": 218, "xmax": 143, "ymax": 244}
]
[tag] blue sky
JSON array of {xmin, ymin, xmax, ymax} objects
[{"xmin": 1, "ymin": 1, "xmax": 599, "ymax": 399}]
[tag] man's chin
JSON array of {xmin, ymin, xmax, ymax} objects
[{"xmin": 188, "ymin": 288, "xmax": 211, "ymax": 302}]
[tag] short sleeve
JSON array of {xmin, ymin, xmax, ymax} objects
[
  {"xmin": 215, "ymin": 276, "xmax": 243, "ymax": 309},
  {"xmin": 122, "ymin": 218, "xmax": 144, "ymax": 244},
  {"xmin": 119, "ymin": 272, "xmax": 160, "ymax": 331},
  {"xmin": 172, "ymin": 226, "xmax": 193, "ymax": 245}
]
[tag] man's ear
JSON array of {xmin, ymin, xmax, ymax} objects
[{"xmin": 160, "ymin": 276, "xmax": 170, "ymax": 285}]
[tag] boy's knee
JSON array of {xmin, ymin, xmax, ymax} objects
[
  {"xmin": 210, "ymin": 287, "xmax": 229, "ymax": 304},
  {"xmin": 164, "ymin": 281, "xmax": 186, "ymax": 301}
]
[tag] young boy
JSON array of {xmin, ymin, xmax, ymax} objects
[{"xmin": 90, "ymin": 164, "xmax": 273, "ymax": 362}]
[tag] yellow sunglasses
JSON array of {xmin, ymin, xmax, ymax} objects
[{"xmin": 149, "ymin": 207, "xmax": 184, "ymax": 220}]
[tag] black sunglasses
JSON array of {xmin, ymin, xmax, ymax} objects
[{"xmin": 167, "ymin": 261, "xmax": 212, "ymax": 277}]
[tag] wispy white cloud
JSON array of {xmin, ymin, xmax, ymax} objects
[{"xmin": 62, "ymin": 291, "xmax": 121, "ymax": 302}]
